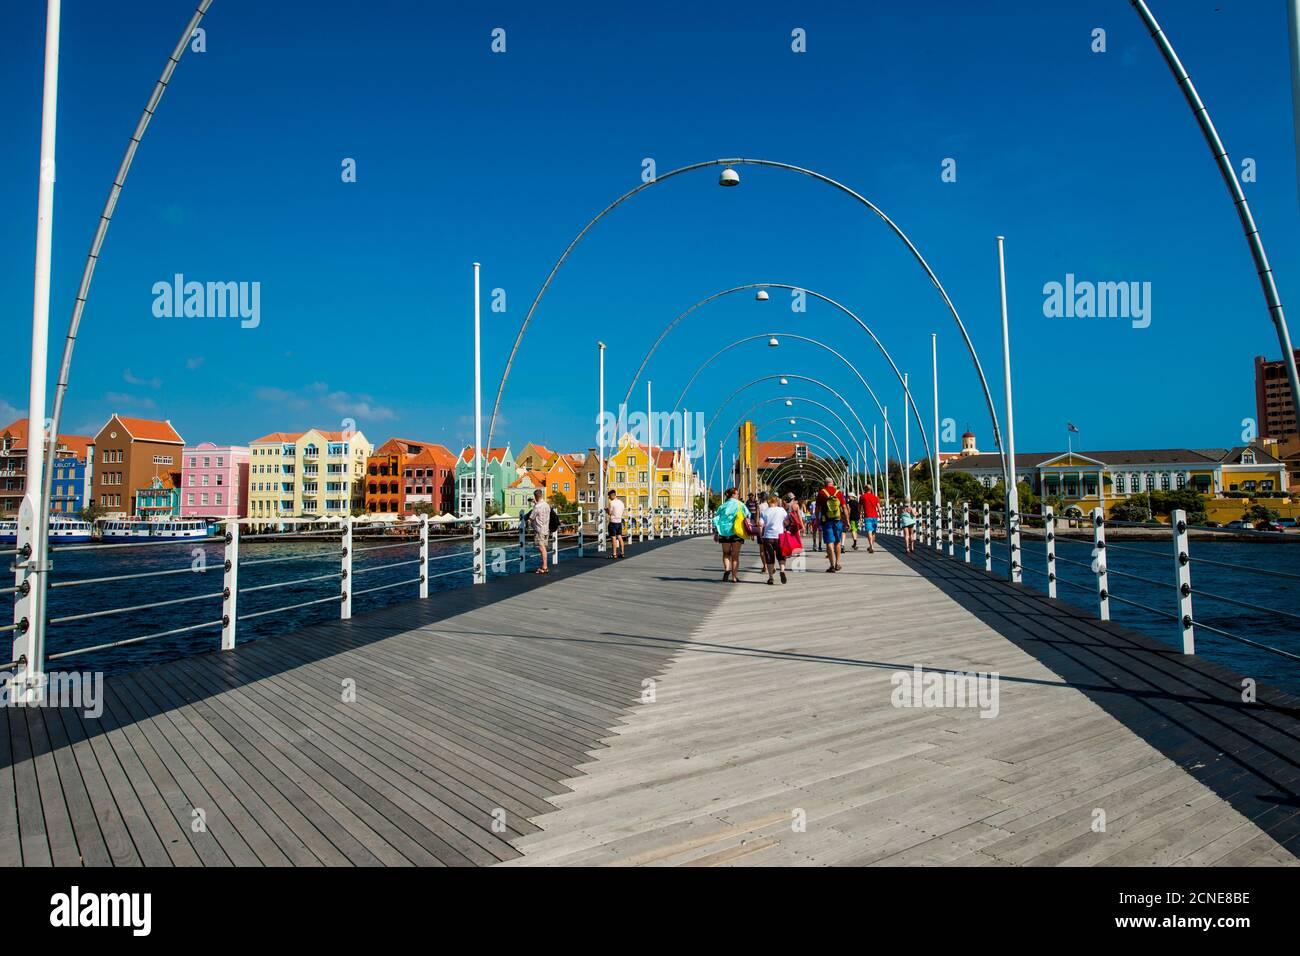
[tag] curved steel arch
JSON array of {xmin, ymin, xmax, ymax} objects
[
  {"xmin": 750, "ymin": 416, "xmax": 861, "ymax": 467},
  {"xmin": 758, "ymin": 432, "xmax": 850, "ymax": 473},
  {"xmin": 665, "ymin": 328, "xmax": 917, "ymax": 467},
  {"xmin": 1130, "ymin": 0, "xmax": 1300, "ymax": 425},
  {"xmin": 487, "ymin": 159, "xmax": 1006, "ymax": 470},
  {"xmin": 764, "ymin": 456, "xmax": 846, "ymax": 491},
  {"xmin": 626, "ymin": 284, "xmax": 936, "ymax": 469},
  {"xmin": 706, "ymin": 374, "xmax": 870, "ymax": 440},
  {"xmin": 724, "ymin": 397, "xmax": 878, "ymax": 464}
]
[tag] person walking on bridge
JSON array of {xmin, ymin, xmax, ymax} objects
[
  {"xmin": 713, "ymin": 487, "xmax": 748, "ymax": 583},
  {"xmin": 817, "ymin": 480, "xmax": 848, "ymax": 572},
  {"xmin": 759, "ymin": 493, "xmax": 790, "ymax": 585},
  {"xmin": 528, "ymin": 489, "xmax": 553, "ymax": 574},
  {"xmin": 899, "ymin": 499, "xmax": 917, "ymax": 554},
  {"xmin": 859, "ymin": 486, "xmax": 880, "ymax": 554},
  {"xmin": 847, "ymin": 493, "xmax": 862, "ymax": 551}
]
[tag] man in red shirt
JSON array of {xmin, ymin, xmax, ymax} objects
[
  {"xmin": 859, "ymin": 488, "xmax": 881, "ymax": 553},
  {"xmin": 816, "ymin": 480, "xmax": 849, "ymax": 572}
]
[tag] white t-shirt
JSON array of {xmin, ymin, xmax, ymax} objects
[
  {"xmin": 608, "ymin": 498, "xmax": 625, "ymax": 522},
  {"xmin": 761, "ymin": 506, "xmax": 788, "ymax": 539}
]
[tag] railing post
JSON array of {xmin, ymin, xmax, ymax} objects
[
  {"xmin": 221, "ymin": 520, "xmax": 239, "ymax": 650},
  {"xmin": 946, "ymin": 503, "xmax": 954, "ymax": 557},
  {"xmin": 983, "ymin": 503, "xmax": 992, "ymax": 572},
  {"xmin": 962, "ymin": 502, "xmax": 971, "ymax": 564},
  {"xmin": 578, "ymin": 507, "xmax": 585, "ymax": 557},
  {"xmin": 638, "ymin": 507, "xmax": 645, "ymax": 543},
  {"xmin": 418, "ymin": 516, "xmax": 429, "ymax": 598},
  {"xmin": 1172, "ymin": 508, "xmax": 1195, "ymax": 654},
  {"xmin": 518, "ymin": 510, "xmax": 527, "ymax": 573},
  {"xmin": 341, "ymin": 515, "xmax": 353, "ymax": 619},
  {"xmin": 598, "ymin": 496, "xmax": 607, "ymax": 553},
  {"xmin": 1091, "ymin": 506, "xmax": 1109, "ymax": 621},
  {"xmin": 551, "ymin": 513, "xmax": 559, "ymax": 565},
  {"xmin": 1008, "ymin": 503, "xmax": 1022, "ymax": 584},
  {"xmin": 1044, "ymin": 505, "xmax": 1057, "ymax": 599}
]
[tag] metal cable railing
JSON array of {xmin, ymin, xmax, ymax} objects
[
  {"xmin": 6, "ymin": 504, "xmax": 713, "ymax": 674},
  {"xmin": 878, "ymin": 499, "xmax": 1299, "ymax": 671}
]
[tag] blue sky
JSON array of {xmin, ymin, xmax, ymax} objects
[{"xmin": 2, "ymin": 0, "xmax": 1297, "ymax": 469}]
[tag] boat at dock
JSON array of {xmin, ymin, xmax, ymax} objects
[
  {"xmin": 0, "ymin": 518, "xmax": 94, "ymax": 544},
  {"xmin": 96, "ymin": 516, "xmax": 214, "ymax": 543}
]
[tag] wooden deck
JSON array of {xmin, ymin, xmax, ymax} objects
[{"xmin": 2, "ymin": 534, "xmax": 1297, "ymax": 866}]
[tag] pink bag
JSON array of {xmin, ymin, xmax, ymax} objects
[{"xmin": 779, "ymin": 530, "xmax": 802, "ymax": 557}]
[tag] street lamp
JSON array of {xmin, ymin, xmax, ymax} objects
[
  {"xmin": 768, "ymin": 337, "xmax": 780, "ymax": 347},
  {"xmin": 755, "ymin": 289, "xmax": 769, "ymax": 301},
  {"xmin": 719, "ymin": 167, "xmax": 741, "ymax": 187}
]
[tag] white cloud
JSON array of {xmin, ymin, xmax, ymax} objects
[
  {"xmin": 123, "ymin": 369, "xmax": 162, "ymax": 388},
  {"xmin": 255, "ymin": 382, "xmax": 396, "ymax": 426},
  {"xmin": 185, "ymin": 357, "xmax": 205, "ymax": 371},
  {"xmin": 104, "ymin": 391, "xmax": 157, "ymax": 409},
  {"xmin": 0, "ymin": 398, "xmax": 20, "ymax": 424}
]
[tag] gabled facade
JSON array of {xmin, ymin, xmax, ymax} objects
[
  {"xmin": 135, "ymin": 472, "xmax": 182, "ymax": 517},
  {"xmin": 574, "ymin": 448, "xmax": 603, "ymax": 505},
  {"xmin": 454, "ymin": 446, "xmax": 515, "ymax": 515},
  {"xmin": 605, "ymin": 434, "xmax": 695, "ymax": 510},
  {"xmin": 542, "ymin": 453, "xmax": 581, "ymax": 507},
  {"xmin": 504, "ymin": 469, "xmax": 545, "ymax": 517},
  {"xmin": 90, "ymin": 415, "xmax": 185, "ymax": 515},
  {"xmin": 514, "ymin": 443, "xmax": 557, "ymax": 473}
]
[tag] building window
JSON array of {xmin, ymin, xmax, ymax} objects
[{"xmin": 1160, "ymin": 473, "xmax": 1170, "ymax": 491}]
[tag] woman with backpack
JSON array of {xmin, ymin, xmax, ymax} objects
[{"xmin": 713, "ymin": 487, "xmax": 750, "ymax": 583}]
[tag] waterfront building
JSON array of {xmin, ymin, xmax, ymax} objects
[
  {"xmin": 180, "ymin": 442, "xmax": 250, "ymax": 519},
  {"xmin": 573, "ymin": 448, "xmax": 603, "ymax": 505},
  {"xmin": 365, "ymin": 438, "xmax": 456, "ymax": 515},
  {"xmin": 514, "ymin": 443, "xmax": 557, "ymax": 473},
  {"xmin": 1254, "ymin": 351, "xmax": 1300, "ymax": 440},
  {"xmin": 0, "ymin": 419, "xmax": 94, "ymax": 515},
  {"xmin": 504, "ymin": 469, "xmax": 545, "ymax": 518},
  {"xmin": 90, "ymin": 415, "xmax": 185, "ymax": 515},
  {"xmin": 134, "ymin": 472, "xmax": 183, "ymax": 517},
  {"xmin": 247, "ymin": 428, "xmax": 372, "ymax": 519},
  {"xmin": 606, "ymin": 434, "xmax": 695, "ymax": 511},
  {"xmin": 454, "ymin": 446, "xmax": 515, "ymax": 516},
  {"xmin": 944, "ymin": 440, "xmax": 1289, "ymax": 513},
  {"xmin": 542, "ymin": 453, "xmax": 584, "ymax": 507}
]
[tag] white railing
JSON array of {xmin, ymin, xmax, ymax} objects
[
  {"xmin": 878, "ymin": 500, "xmax": 1300, "ymax": 666},
  {"xmin": 5, "ymin": 506, "xmax": 713, "ymax": 671}
]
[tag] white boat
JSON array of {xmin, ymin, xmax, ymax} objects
[
  {"xmin": 0, "ymin": 518, "xmax": 93, "ymax": 544},
  {"xmin": 97, "ymin": 517, "xmax": 213, "ymax": 543},
  {"xmin": 48, "ymin": 518, "xmax": 93, "ymax": 544}
]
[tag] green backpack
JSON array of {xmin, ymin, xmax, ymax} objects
[{"xmin": 823, "ymin": 494, "xmax": 842, "ymax": 520}]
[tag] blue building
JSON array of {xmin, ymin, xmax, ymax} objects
[
  {"xmin": 50, "ymin": 455, "xmax": 87, "ymax": 515},
  {"xmin": 134, "ymin": 473, "xmax": 182, "ymax": 518}
]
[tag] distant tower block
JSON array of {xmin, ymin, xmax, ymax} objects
[{"xmin": 961, "ymin": 430, "xmax": 979, "ymax": 457}]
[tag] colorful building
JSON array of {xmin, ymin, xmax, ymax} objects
[
  {"xmin": 514, "ymin": 443, "xmax": 557, "ymax": 473},
  {"xmin": 90, "ymin": 415, "xmax": 185, "ymax": 515},
  {"xmin": 945, "ymin": 441, "xmax": 1289, "ymax": 514},
  {"xmin": 181, "ymin": 442, "xmax": 250, "ymax": 519},
  {"xmin": 454, "ymin": 446, "xmax": 515, "ymax": 515},
  {"xmin": 0, "ymin": 419, "xmax": 94, "ymax": 515},
  {"xmin": 134, "ymin": 472, "xmax": 182, "ymax": 517},
  {"xmin": 542, "ymin": 453, "xmax": 585, "ymax": 507},
  {"xmin": 573, "ymin": 448, "xmax": 603, "ymax": 505},
  {"xmin": 365, "ymin": 438, "xmax": 456, "ymax": 516},
  {"xmin": 247, "ymin": 429, "xmax": 372, "ymax": 519},
  {"xmin": 1254, "ymin": 351, "xmax": 1300, "ymax": 440},
  {"xmin": 504, "ymin": 469, "xmax": 545, "ymax": 518},
  {"xmin": 605, "ymin": 434, "xmax": 696, "ymax": 510}
]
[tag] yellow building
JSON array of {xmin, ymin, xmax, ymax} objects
[
  {"xmin": 247, "ymin": 428, "xmax": 372, "ymax": 520},
  {"xmin": 605, "ymin": 434, "xmax": 695, "ymax": 511},
  {"xmin": 945, "ymin": 443, "xmax": 1288, "ymax": 517}
]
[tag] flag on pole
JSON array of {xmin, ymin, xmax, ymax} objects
[{"xmin": 1067, "ymin": 422, "xmax": 1080, "ymax": 433}]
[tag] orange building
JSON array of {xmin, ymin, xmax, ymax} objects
[
  {"xmin": 365, "ymin": 438, "xmax": 457, "ymax": 516},
  {"xmin": 542, "ymin": 453, "xmax": 584, "ymax": 505}
]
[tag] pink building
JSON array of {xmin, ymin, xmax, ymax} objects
[{"xmin": 180, "ymin": 442, "xmax": 250, "ymax": 519}]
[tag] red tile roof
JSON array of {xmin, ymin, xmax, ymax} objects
[
  {"xmin": 112, "ymin": 415, "xmax": 184, "ymax": 444},
  {"xmin": 459, "ymin": 446, "xmax": 511, "ymax": 464},
  {"xmin": 3, "ymin": 419, "xmax": 94, "ymax": 460}
]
